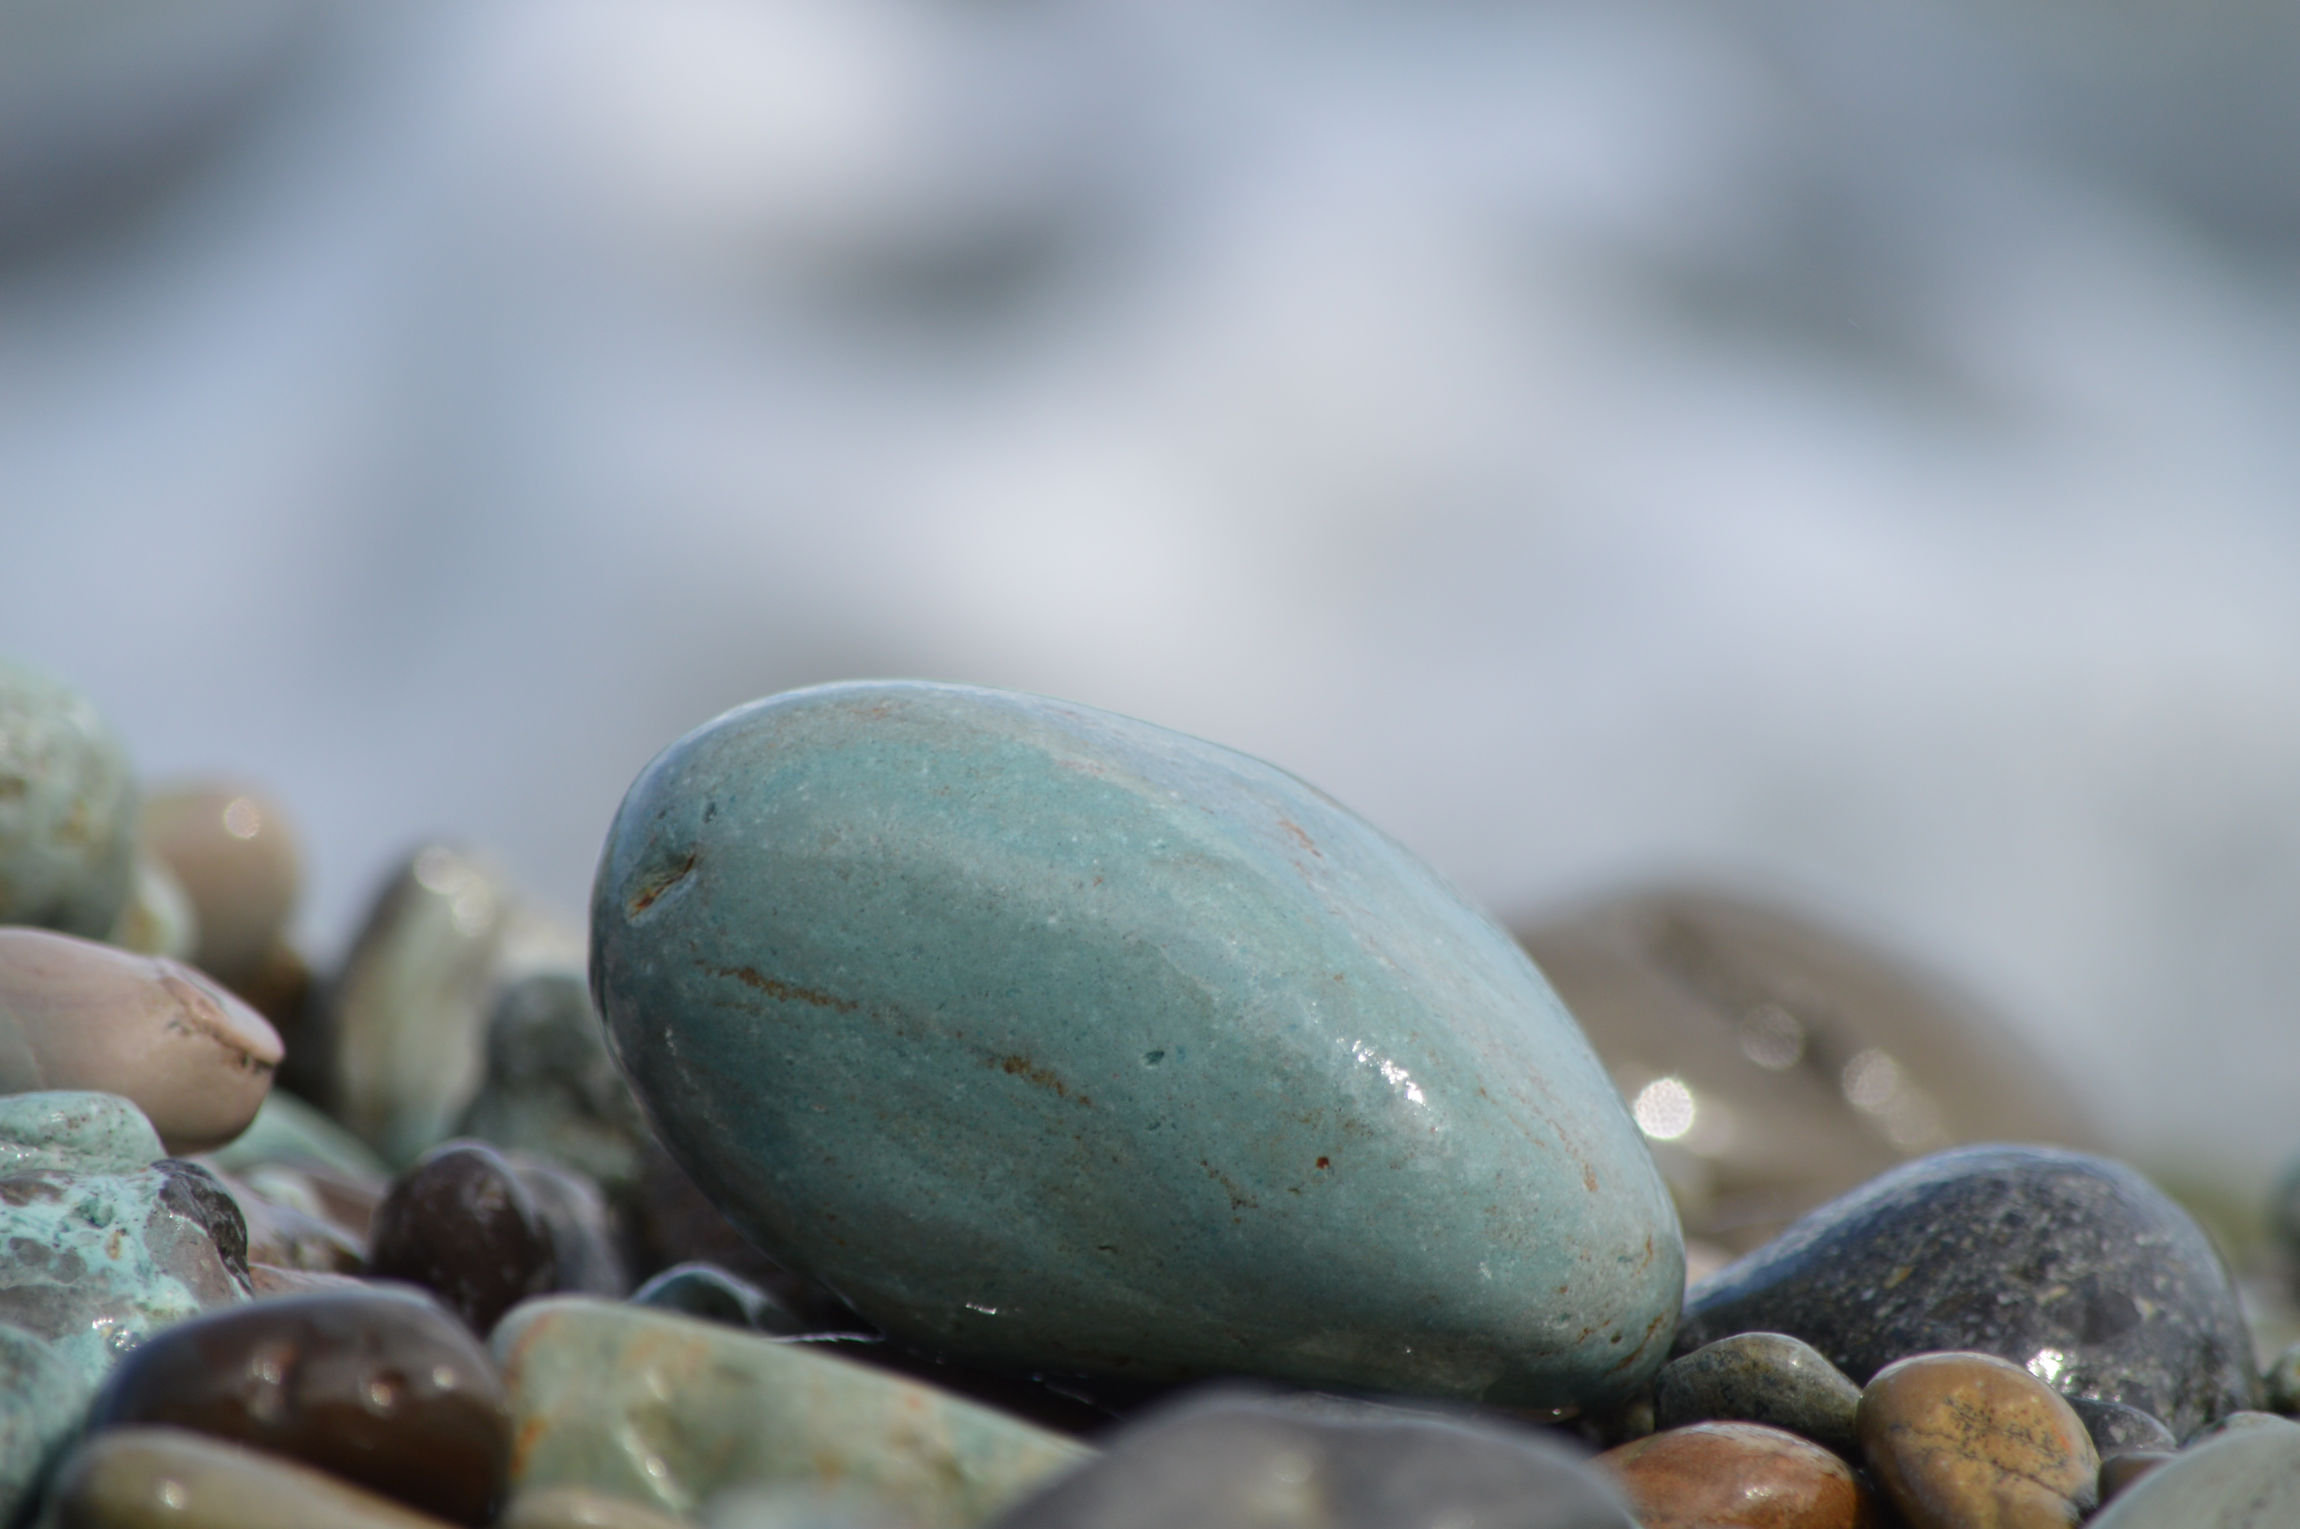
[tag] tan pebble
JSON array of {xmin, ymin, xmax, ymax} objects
[
  {"xmin": 46, "ymin": 1425, "xmax": 458, "ymax": 1528},
  {"xmin": 141, "ymin": 781, "xmax": 303, "ymax": 988},
  {"xmin": 2097, "ymin": 1448, "xmax": 2173, "ymax": 1505},
  {"xmin": 1598, "ymin": 1420, "xmax": 1882, "ymax": 1527},
  {"xmin": 499, "ymin": 1486, "xmax": 695, "ymax": 1529},
  {"xmin": 106, "ymin": 853, "xmax": 200, "ymax": 961},
  {"xmin": 1857, "ymin": 1351, "xmax": 2097, "ymax": 1528},
  {"xmin": 0, "ymin": 926, "xmax": 281, "ymax": 1154}
]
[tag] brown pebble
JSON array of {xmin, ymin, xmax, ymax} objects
[
  {"xmin": 368, "ymin": 1140, "xmax": 558, "ymax": 1334},
  {"xmin": 142, "ymin": 781, "xmax": 303, "ymax": 989},
  {"xmin": 1598, "ymin": 1420, "xmax": 1882, "ymax": 1527},
  {"xmin": 2097, "ymin": 1448, "xmax": 2173, "ymax": 1504},
  {"xmin": 1857, "ymin": 1351, "xmax": 2098, "ymax": 1528}
]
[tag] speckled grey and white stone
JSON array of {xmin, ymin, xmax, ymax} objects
[
  {"xmin": 1651, "ymin": 1330, "xmax": 1862, "ymax": 1456},
  {"xmin": 2069, "ymin": 1395, "xmax": 2179, "ymax": 1457},
  {"xmin": 0, "ymin": 657, "xmax": 137, "ymax": 940},
  {"xmin": 1672, "ymin": 1144, "xmax": 2257, "ymax": 1440},
  {"xmin": 985, "ymin": 1389, "xmax": 1636, "ymax": 1529},
  {"xmin": 2087, "ymin": 1419, "xmax": 2300, "ymax": 1527}
]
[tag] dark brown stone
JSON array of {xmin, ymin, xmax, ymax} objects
[
  {"xmin": 367, "ymin": 1141, "xmax": 555, "ymax": 1334},
  {"xmin": 83, "ymin": 1287, "xmax": 511, "ymax": 1525},
  {"xmin": 1598, "ymin": 1420, "xmax": 1881, "ymax": 1527}
]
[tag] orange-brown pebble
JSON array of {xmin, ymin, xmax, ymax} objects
[
  {"xmin": 1598, "ymin": 1420, "xmax": 1882, "ymax": 1528},
  {"xmin": 1857, "ymin": 1351, "xmax": 2098, "ymax": 1528},
  {"xmin": 142, "ymin": 781, "xmax": 303, "ymax": 989}
]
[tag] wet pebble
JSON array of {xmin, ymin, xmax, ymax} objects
[
  {"xmin": 455, "ymin": 972, "xmax": 648, "ymax": 1203},
  {"xmin": 44, "ymin": 1425, "xmax": 461, "ymax": 1529},
  {"xmin": 1674, "ymin": 1144, "xmax": 2258, "ymax": 1439},
  {"xmin": 0, "ymin": 927, "xmax": 282, "ymax": 1154},
  {"xmin": 83, "ymin": 1286, "xmax": 508, "ymax": 1523},
  {"xmin": 2087, "ymin": 1422, "xmax": 2300, "ymax": 1526},
  {"xmin": 1653, "ymin": 1331, "xmax": 1862, "ymax": 1456},
  {"xmin": 517, "ymin": 1156, "xmax": 629, "ymax": 1299},
  {"xmin": 2066, "ymin": 1396, "xmax": 2177, "ymax": 1457},
  {"xmin": 1597, "ymin": 1420, "xmax": 1878, "ymax": 1528},
  {"xmin": 2182, "ymin": 1409, "xmax": 2300, "ymax": 1446},
  {"xmin": 1856, "ymin": 1350, "xmax": 2097, "ymax": 1529},
  {"xmin": 368, "ymin": 1139, "xmax": 556, "ymax": 1333}
]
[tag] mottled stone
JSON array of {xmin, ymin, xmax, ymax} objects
[
  {"xmin": 0, "ymin": 1089, "xmax": 164, "ymax": 1174},
  {"xmin": 501, "ymin": 1487, "xmax": 694, "ymax": 1529},
  {"xmin": 493, "ymin": 1297, "xmax": 1087, "ymax": 1526},
  {"xmin": 1517, "ymin": 888, "xmax": 2098, "ymax": 1252},
  {"xmin": 2266, "ymin": 1341, "xmax": 2300, "ymax": 1415},
  {"xmin": 2087, "ymin": 1422, "xmax": 2300, "ymax": 1526},
  {"xmin": 369, "ymin": 1140, "xmax": 556, "ymax": 1333},
  {"xmin": 0, "ymin": 928, "xmax": 281, "ymax": 1154},
  {"xmin": 456, "ymin": 972, "xmax": 648, "ymax": 1200},
  {"xmin": 140, "ymin": 781, "xmax": 302, "ymax": 989},
  {"xmin": 2067, "ymin": 1396, "xmax": 2177, "ymax": 1457},
  {"xmin": 0, "ymin": 657, "xmax": 137, "ymax": 940},
  {"xmin": 106, "ymin": 854, "xmax": 198, "ymax": 962},
  {"xmin": 632, "ymin": 1263, "xmax": 812, "ymax": 1336},
  {"xmin": 1654, "ymin": 1331, "xmax": 1862, "ymax": 1456},
  {"xmin": 2097, "ymin": 1450, "xmax": 2173, "ymax": 1505},
  {"xmin": 1675, "ymin": 1145, "xmax": 2257, "ymax": 1439},
  {"xmin": 326, "ymin": 847, "xmax": 510, "ymax": 1165},
  {"xmin": 593, "ymin": 681, "xmax": 1683, "ymax": 1407},
  {"xmin": 989, "ymin": 1388, "xmax": 1633, "ymax": 1529},
  {"xmin": 44, "ymin": 1425, "xmax": 461, "ymax": 1529},
  {"xmin": 0, "ymin": 1322, "xmax": 84, "ymax": 1523},
  {"xmin": 1857, "ymin": 1351, "xmax": 2097, "ymax": 1529},
  {"xmin": 1598, "ymin": 1420, "xmax": 1878, "ymax": 1528},
  {"xmin": 85, "ymin": 1287, "xmax": 509, "ymax": 1524}
]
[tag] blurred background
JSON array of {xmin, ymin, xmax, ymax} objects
[{"xmin": 3, "ymin": 0, "xmax": 2298, "ymax": 1198}]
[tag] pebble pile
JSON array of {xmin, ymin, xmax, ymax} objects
[{"xmin": 1, "ymin": 659, "xmax": 2297, "ymax": 1527}]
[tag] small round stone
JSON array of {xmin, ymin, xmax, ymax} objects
[
  {"xmin": 141, "ymin": 781, "xmax": 303, "ymax": 989},
  {"xmin": 1654, "ymin": 1331, "xmax": 1863, "ymax": 1456},
  {"xmin": 368, "ymin": 1140, "xmax": 557, "ymax": 1334},
  {"xmin": 84, "ymin": 1287, "xmax": 510, "ymax": 1524},
  {"xmin": 2096, "ymin": 1449, "xmax": 2173, "ymax": 1506},
  {"xmin": 0, "ymin": 927, "xmax": 282, "ymax": 1153},
  {"xmin": 1857, "ymin": 1351, "xmax": 2098, "ymax": 1528},
  {"xmin": 2066, "ymin": 1396, "xmax": 2176, "ymax": 1457},
  {"xmin": 1598, "ymin": 1420, "xmax": 1879, "ymax": 1528},
  {"xmin": 0, "ymin": 656, "xmax": 137, "ymax": 940},
  {"xmin": 516, "ymin": 1158, "xmax": 628, "ymax": 1299}
]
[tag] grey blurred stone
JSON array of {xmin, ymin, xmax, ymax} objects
[
  {"xmin": 1653, "ymin": 1331, "xmax": 1861, "ymax": 1456},
  {"xmin": 2069, "ymin": 1395, "xmax": 2178, "ymax": 1457},
  {"xmin": 0, "ymin": 656, "xmax": 136, "ymax": 940},
  {"xmin": 2088, "ymin": 1421, "xmax": 2300, "ymax": 1527},
  {"xmin": 456, "ymin": 971, "xmax": 647, "ymax": 1200}
]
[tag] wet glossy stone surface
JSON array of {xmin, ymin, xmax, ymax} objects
[
  {"xmin": 369, "ymin": 1140, "xmax": 557, "ymax": 1333},
  {"xmin": 990, "ymin": 1389, "xmax": 1633, "ymax": 1529},
  {"xmin": 84, "ymin": 1286, "xmax": 510, "ymax": 1524},
  {"xmin": 141, "ymin": 781, "xmax": 302, "ymax": 990},
  {"xmin": 0, "ymin": 928, "xmax": 282, "ymax": 1154},
  {"xmin": 1654, "ymin": 1331, "xmax": 1862, "ymax": 1456},
  {"xmin": 0, "ymin": 657, "xmax": 137, "ymax": 940},
  {"xmin": 1675, "ymin": 1144, "xmax": 2256, "ymax": 1439},
  {"xmin": 633, "ymin": 1263, "xmax": 813, "ymax": 1337},
  {"xmin": 1517, "ymin": 887, "xmax": 2098, "ymax": 1252},
  {"xmin": 2087, "ymin": 1422, "xmax": 2300, "ymax": 1526},
  {"xmin": 592, "ymin": 681, "xmax": 1682, "ymax": 1407},
  {"xmin": 1857, "ymin": 1351, "xmax": 2096, "ymax": 1529},
  {"xmin": 46, "ymin": 1425, "xmax": 462, "ymax": 1529},
  {"xmin": 493, "ymin": 1297, "xmax": 1086, "ymax": 1526},
  {"xmin": 1598, "ymin": 1420, "xmax": 1876, "ymax": 1528}
]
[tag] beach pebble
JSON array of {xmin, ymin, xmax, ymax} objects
[
  {"xmin": 105, "ymin": 853, "xmax": 198, "ymax": 962},
  {"xmin": 84, "ymin": 1287, "xmax": 510, "ymax": 1524},
  {"xmin": 0, "ymin": 1322, "xmax": 87, "ymax": 1525},
  {"xmin": 455, "ymin": 972, "xmax": 649, "ymax": 1203},
  {"xmin": 140, "ymin": 780, "xmax": 302, "ymax": 989},
  {"xmin": 1653, "ymin": 1331, "xmax": 1862, "ymax": 1456},
  {"xmin": 500, "ymin": 1487, "xmax": 696, "ymax": 1529},
  {"xmin": 1598, "ymin": 1420, "xmax": 1878, "ymax": 1528},
  {"xmin": 2097, "ymin": 1450, "xmax": 2173, "ymax": 1505},
  {"xmin": 1674, "ymin": 1144, "xmax": 2257, "ymax": 1439},
  {"xmin": 367, "ymin": 1140, "xmax": 558, "ymax": 1333},
  {"xmin": 2086, "ymin": 1421, "xmax": 2300, "ymax": 1526},
  {"xmin": 2067, "ymin": 1396, "xmax": 2178, "ymax": 1457},
  {"xmin": 592, "ymin": 681, "xmax": 1681, "ymax": 1409},
  {"xmin": 493, "ymin": 1297, "xmax": 1086, "ymax": 1527},
  {"xmin": 0, "ymin": 656, "xmax": 137, "ymax": 940},
  {"xmin": 632, "ymin": 1263, "xmax": 816, "ymax": 1337},
  {"xmin": 1856, "ymin": 1351, "xmax": 2097, "ymax": 1529},
  {"xmin": 43, "ymin": 1425, "xmax": 463, "ymax": 1529},
  {"xmin": 0, "ymin": 927, "xmax": 281, "ymax": 1153}
]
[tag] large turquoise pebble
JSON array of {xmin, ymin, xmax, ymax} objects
[{"xmin": 591, "ymin": 681, "xmax": 1681, "ymax": 1407}]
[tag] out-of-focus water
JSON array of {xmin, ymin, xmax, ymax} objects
[{"xmin": 3, "ymin": 0, "xmax": 2298, "ymax": 1189}]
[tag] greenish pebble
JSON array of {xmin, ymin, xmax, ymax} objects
[
  {"xmin": 104, "ymin": 854, "xmax": 198, "ymax": 961},
  {"xmin": 455, "ymin": 971, "xmax": 648, "ymax": 1199},
  {"xmin": 2265, "ymin": 1341, "xmax": 2300, "ymax": 1415},
  {"xmin": 2088, "ymin": 1421, "xmax": 2300, "ymax": 1527},
  {"xmin": 203, "ymin": 1090, "xmax": 389, "ymax": 1183},
  {"xmin": 1652, "ymin": 1331, "xmax": 1862, "ymax": 1456},
  {"xmin": 592, "ymin": 681, "xmax": 1683, "ymax": 1408},
  {"xmin": 0, "ymin": 1092, "xmax": 163, "ymax": 1175},
  {"xmin": 491, "ymin": 1297, "xmax": 1088, "ymax": 1527},
  {"xmin": 0, "ymin": 658, "xmax": 137, "ymax": 941},
  {"xmin": 0, "ymin": 1323, "xmax": 85, "ymax": 1522}
]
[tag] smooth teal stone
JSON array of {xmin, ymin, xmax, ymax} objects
[
  {"xmin": 0, "ymin": 1091, "xmax": 165, "ymax": 1174},
  {"xmin": 492, "ymin": 1297, "xmax": 1088, "ymax": 1527},
  {"xmin": 0, "ymin": 1321, "xmax": 86, "ymax": 1523},
  {"xmin": 0, "ymin": 657, "xmax": 137, "ymax": 940},
  {"xmin": 591, "ymin": 681, "xmax": 1682, "ymax": 1408},
  {"xmin": 2088, "ymin": 1421, "xmax": 2300, "ymax": 1526},
  {"xmin": 204, "ymin": 1089, "xmax": 390, "ymax": 1183}
]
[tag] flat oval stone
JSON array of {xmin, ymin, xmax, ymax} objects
[
  {"xmin": 1857, "ymin": 1351, "xmax": 2097, "ymax": 1529},
  {"xmin": 46, "ymin": 1425, "xmax": 461, "ymax": 1529},
  {"xmin": 2087, "ymin": 1423, "xmax": 2300, "ymax": 1527},
  {"xmin": 1518, "ymin": 888, "xmax": 2098, "ymax": 1253},
  {"xmin": 0, "ymin": 656, "xmax": 137, "ymax": 939},
  {"xmin": 591, "ymin": 681, "xmax": 1682, "ymax": 1407},
  {"xmin": 1598, "ymin": 1420, "xmax": 1878, "ymax": 1528},
  {"xmin": 0, "ymin": 928, "xmax": 282, "ymax": 1154},
  {"xmin": 493, "ymin": 1297, "xmax": 1086, "ymax": 1526},
  {"xmin": 368, "ymin": 1140, "xmax": 557, "ymax": 1333},
  {"xmin": 141, "ymin": 780, "xmax": 303, "ymax": 989},
  {"xmin": 992, "ymin": 1389, "xmax": 1635, "ymax": 1529},
  {"xmin": 84, "ymin": 1287, "xmax": 510, "ymax": 1524},
  {"xmin": 1674, "ymin": 1145, "xmax": 2257, "ymax": 1439},
  {"xmin": 1654, "ymin": 1332, "xmax": 1862, "ymax": 1457}
]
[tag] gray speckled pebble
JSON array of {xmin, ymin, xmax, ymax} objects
[
  {"xmin": 2088, "ymin": 1420, "xmax": 2300, "ymax": 1527},
  {"xmin": 986, "ymin": 1390, "xmax": 1635, "ymax": 1529},
  {"xmin": 0, "ymin": 657, "xmax": 137, "ymax": 940},
  {"xmin": 1673, "ymin": 1144, "xmax": 2257, "ymax": 1439},
  {"xmin": 456, "ymin": 973, "xmax": 648, "ymax": 1201},
  {"xmin": 2069, "ymin": 1395, "xmax": 2178, "ymax": 1456},
  {"xmin": 2266, "ymin": 1341, "xmax": 2300, "ymax": 1415},
  {"xmin": 1652, "ymin": 1331, "xmax": 1861, "ymax": 1456}
]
